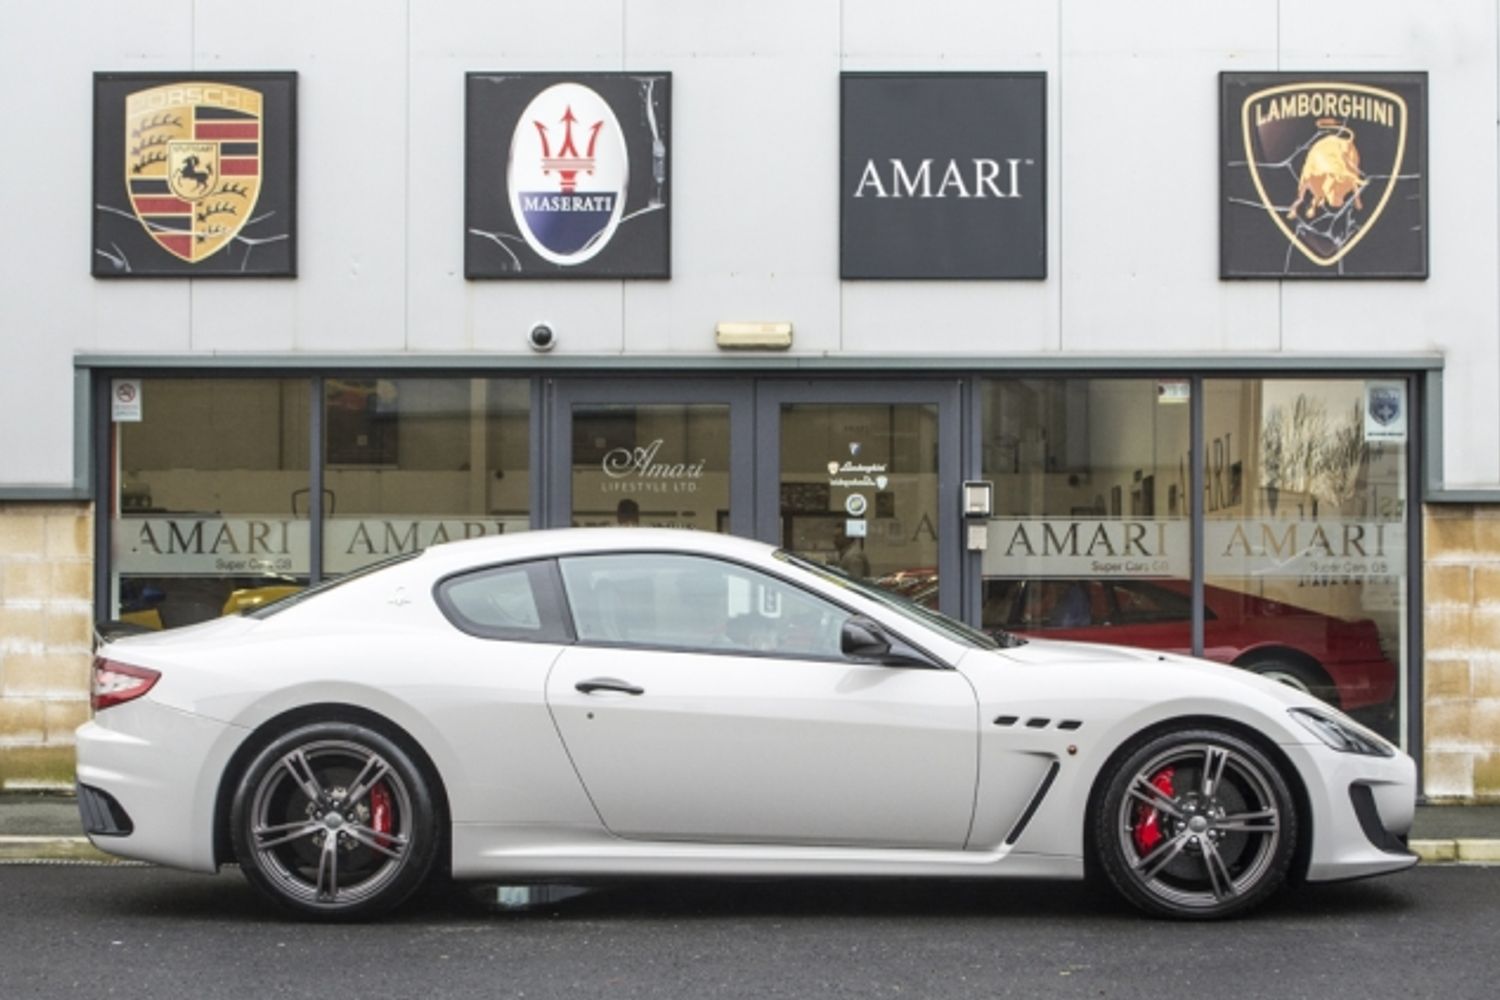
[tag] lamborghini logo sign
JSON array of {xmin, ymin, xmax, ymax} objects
[
  {"xmin": 124, "ymin": 82, "xmax": 264, "ymax": 263},
  {"xmin": 1239, "ymin": 82, "xmax": 1407, "ymax": 267}
]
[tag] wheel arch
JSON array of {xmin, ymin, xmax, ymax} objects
[
  {"xmin": 1081, "ymin": 713, "xmax": 1315, "ymax": 885},
  {"xmin": 212, "ymin": 702, "xmax": 452, "ymax": 869}
]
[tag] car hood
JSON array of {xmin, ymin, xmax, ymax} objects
[{"xmin": 970, "ymin": 636, "xmax": 1323, "ymax": 712}]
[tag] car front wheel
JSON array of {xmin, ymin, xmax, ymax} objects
[
  {"xmin": 1094, "ymin": 727, "xmax": 1297, "ymax": 919},
  {"xmin": 230, "ymin": 721, "xmax": 439, "ymax": 920}
]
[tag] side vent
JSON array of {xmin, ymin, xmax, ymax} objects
[
  {"xmin": 1005, "ymin": 759, "xmax": 1061, "ymax": 845},
  {"xmin": 994, "ymin": 715, "xmax": 1019, "ymax": 727},
  {"xmin": 1025, "ymin": 717, "xmax": 1050, "ymax": 728},
  {"xmin": 1058, "ymin": 720, "xmax": 1083, "ymax": 731}
]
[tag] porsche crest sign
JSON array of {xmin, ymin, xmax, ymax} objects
[{"xmin": 93, "ymin": 72, "xmax": 296, "ymax": 276}]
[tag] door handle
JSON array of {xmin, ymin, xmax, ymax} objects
[{"xmin": 575, "ymin": 676, "xmax": 645, "ymax": 696}]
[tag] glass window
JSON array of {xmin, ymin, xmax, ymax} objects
[
  {"xmin": 323, "ymin": 378, "xmax": 530, "ymax": 575},
  {"xmin": 436, "ymin": 561, "xmax": 567, "ymax": 643},
  {"xmin": 111, "ymin": 378, "xmax": 311, "ymax": 630},
  {"xmin": 778, "ymin": 403, "xmax": 940, "ymax": 592},
  {"xmin": 569, "ymin": 404, "xmax": 730, "ymax": 531},
  {"xmin": 980, "ymin": 379, "xmax": 1191, "ymax": 649},
  {"xmin": 1204, "ymin": 379, "xmax": 1407, "ymax": 741},
  {"xmin": 558, "ymin": 553, "xmax": 845, "ymax": 658}
]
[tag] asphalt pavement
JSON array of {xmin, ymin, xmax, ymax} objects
[{"xmin": 1, "ymin": 864, "xmax": 1498, "ymax": 1000}]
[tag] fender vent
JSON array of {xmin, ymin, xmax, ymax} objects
[{"xmin": 1005, "ymin": 759, "xmax": 1062, "ymax": 845}]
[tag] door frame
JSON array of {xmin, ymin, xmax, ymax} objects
[
  {"xmin": 543, "ymin": 377, "xmax": 757, "ymax": 536},
  {"xmin": 754, "ymin": 379, "xmax": 964, "ymax": 617}
]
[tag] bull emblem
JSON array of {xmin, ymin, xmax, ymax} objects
[
  {"xmin": 1287, "ymin": 120, "xmax": 1366, "ymax": 221},
  {"xmin": 1237, "ymin": 81, "xmax": 1408, "ymax": 268}
]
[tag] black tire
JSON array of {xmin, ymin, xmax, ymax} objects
[
  {"xmin": 1243, "ymin": 657, "xmax": 1339, "ymax": 709},
  {"xmin": 230, "ymin": 721, "xmax": 439, "ymax": 920},
  {"xmin": 1093, "ymin": 727, "xmax": 1297, "ymax": 920}
]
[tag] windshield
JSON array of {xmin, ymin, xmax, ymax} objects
[
  {"xmin": 777, "ymin": 551, "xmax": 1009, "ymax": 651},
  {"xmin": 245, "ymin": 551, "xmax": 423, "ymax": 619}
]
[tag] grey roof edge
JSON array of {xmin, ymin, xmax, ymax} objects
[{"xmin": 72, "ymin": 351, "xmax": 1447, "ymax": 373}]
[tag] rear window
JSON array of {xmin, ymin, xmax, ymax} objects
[{"xmin": 435, "ymin": 560, "xmax": 570, "ymax": 643}]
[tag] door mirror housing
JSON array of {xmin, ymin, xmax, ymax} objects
[
  {"xmin": 840, "ymin": 616, "xmax": 940, "ymax": 667},
  {"xmin": 840, "ymin": 616, "xmax": 892, "ymax": 659}
]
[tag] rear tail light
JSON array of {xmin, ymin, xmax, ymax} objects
[{"xmin": 91, "ymin": 658, "xmax": 160, "ymax": 712}]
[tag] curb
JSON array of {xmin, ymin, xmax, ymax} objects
[
  {"xmin": 0, "ymin": 836, "xmax": 118, "ymax": 864},
  {"xmin": 1410, "ymin": 838, "xmax": 1500, "ymax": 863}
]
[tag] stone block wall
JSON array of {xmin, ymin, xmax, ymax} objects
[
  {"xmin": 0, "ymin": 502, "xmax": 93, "ymax": 789},
  {"xmin": 1423, "ymin": 504, "xmax": 1500, "ymax": 801}
]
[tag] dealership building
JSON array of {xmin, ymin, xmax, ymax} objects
[{"xmin": 1, "ymin": 1, "xmax": 1497, "ymax": 801}]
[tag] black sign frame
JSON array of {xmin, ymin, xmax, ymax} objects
[
  {"xmin": 465, "ymin": 72, "xmax": 671, "ymax": 280},
  {"xmin": 92, "ymin": 71, "xmax": 297, "ymax": 278},
  {"xmin": 1220, "ymin": 71, "xmax": 1428, "ymax": 279},
  {"xmin": 840, "ymin": 72, "xmax": 1047, "ymax": 281}
]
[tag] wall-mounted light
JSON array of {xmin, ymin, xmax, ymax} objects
[{"xmin": 714, "ymin": 322, "xmax": 793, "ymax": 350}]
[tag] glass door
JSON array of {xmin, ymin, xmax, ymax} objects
[
  {"xmin": 546, "ymin": 379, "xmax": 754, "ymax": 535},
  {"xmin": 756, "ymin": 381, "xmax": 963, "ymax": 616}
]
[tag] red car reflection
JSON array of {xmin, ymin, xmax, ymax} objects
[{"xmin": 981, "ymin": 578, "xmax": 1397, "ymax": 713}]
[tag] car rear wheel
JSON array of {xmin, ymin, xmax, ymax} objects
[
  {"xmin": 230, "ymin": 721, "xmax": 438, "ymax": 920},
  {"xmin": 1094, "ymin": 727, "xmax": 1296, "ymax": 919}
]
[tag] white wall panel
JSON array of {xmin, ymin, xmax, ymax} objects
[
  {"xmin": 191, "ymin": 0, "xmax": 408, "ymax": 353},
  {"xmin": 840, "ymin": 0, "xmax": 1059, "ymax": 352},
  {"xmin": 621, "ymin": 0, "xmax": 841, "ymax": 354},
  {"xmin": 0, "ymin": 0, "xmax": 192, "ymax": 484},
  {"xmin": 408, "ymin": 0, "xmax": 626, "ymax": 353},
  {"xmin": 0, "ymin": 0, "xmax": 1498, "ymax": 488},
  {"xmin": 1060, "ymin": 0, "xmax": 1281, "ymax": 353},
  {"xmin": 1277, "ymin": 0, "xmax": 1500, "ymax": 484}
]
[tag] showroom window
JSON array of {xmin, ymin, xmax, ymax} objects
[
  {"xmin": 1203, "ymin": 379, "xmax": 1408, "ymax": 741},
  {"xmin": 107, "ymin": 376, "xmax": 531, "ymax": 631},
  {"xmin": 322, "ymin": 377, "xmax": 530, "ymax": 575},
  {"xmin": 981, "ymin": 376, "xmax": 1410, "ymax": 743},
  {"xmin": 110, "ymin": 378, "xmax": 312, "ymax": 629}
]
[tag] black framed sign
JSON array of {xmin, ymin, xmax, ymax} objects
[
  {"xmin": 466, "ymin": 72, "xmax": 671, "ymax": 279},
  {"xmin": 1221, "ymin": 72, "xmax": 1428, "ymax": 278},
  {"xmin": 92, "ymin": 72, "xmax": 297, "ymax": 277},
  {"xmin": 841, "ymin": 73, "xmax": 1046, "ymax": 280}
]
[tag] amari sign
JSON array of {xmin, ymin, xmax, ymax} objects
[
  {"xmin": 841, "ymin": 73, "xmax": 1046, "ymax": 279},
  {"xmin": 465, "ymin": 72, "xmax": 671, "ymax": 278}
]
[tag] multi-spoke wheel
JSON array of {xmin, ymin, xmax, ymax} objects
[
  {"xmin": 230, "ymin": 722, "xmax": 438, "ymax": 919},
  {"xmin": 1094, "ymin": 727, "xmax": 1297, "ymax": 919}
]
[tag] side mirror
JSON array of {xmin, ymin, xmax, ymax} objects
[{"xmin": 840, "ymin": 616, "xmax": 892, "ymax": 659}]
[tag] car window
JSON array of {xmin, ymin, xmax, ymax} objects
[
  {"xmin": 1106, "ymin": 580, "xmax": 1192, "ymax": 624},
  {"xmin": 436, "ymin": 561, "xmax": 569, "ymax": 643},
  {"xmin": 558, "ymin": 553, "xmax": 845, "ymax": 659},
  {"xmin": 1011, "ymin": 580, "xmax": 1108, "ymax": 629}
]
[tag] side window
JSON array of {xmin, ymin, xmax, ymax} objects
[
  {"xmin": 1015, "ymin": 580, "xmax": 1106, "ymax": 629},
  {"xmin": 558, "ymin": 553, "xmax": 846, "ymax": 659},
  {"xmin": 436, "ymin": 561, "xmax": 569, "ymax": 643},
  {"xmin": 1107, "ymin": 581, "xmax": 1192, "ymax": 625}
]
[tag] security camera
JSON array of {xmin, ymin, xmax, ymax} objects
[{"xmin": 528, "ymin": 323, "xmax": 556, "ymax": 353}]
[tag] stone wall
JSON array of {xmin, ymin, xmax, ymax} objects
[
  {"xmin": 1424, "ymin": 504, "xmax": 1500, "ymax": 801},
  {"xmin": 0, "ymin": 502, "xmax": 92, "ymax": 789}
]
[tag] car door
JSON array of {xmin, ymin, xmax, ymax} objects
[{"xmin": 544, "ymin": 552, "xmax": 979, "ymax": 849}]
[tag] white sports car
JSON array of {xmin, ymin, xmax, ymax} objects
[{"xmin": 77, "ymin": 528, "xmax": 1417, "ymax": 920}]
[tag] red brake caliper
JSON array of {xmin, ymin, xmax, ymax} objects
[
  {"xmin": 370, "ymin": 782, "xmax": 394, "ymax": 848},
  {"xmin": 1132, "ymin": 766, "xmax": 1177, "ymax": 855}
]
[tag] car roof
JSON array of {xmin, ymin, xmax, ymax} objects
[{"xmin": 411, "ymin": 527, "xmax": 781, "ymax": 575}]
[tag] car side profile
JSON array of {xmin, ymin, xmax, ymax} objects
[{"xmin": 77, "ymin": 529, "xmax": 1416, "ymax": 921}]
